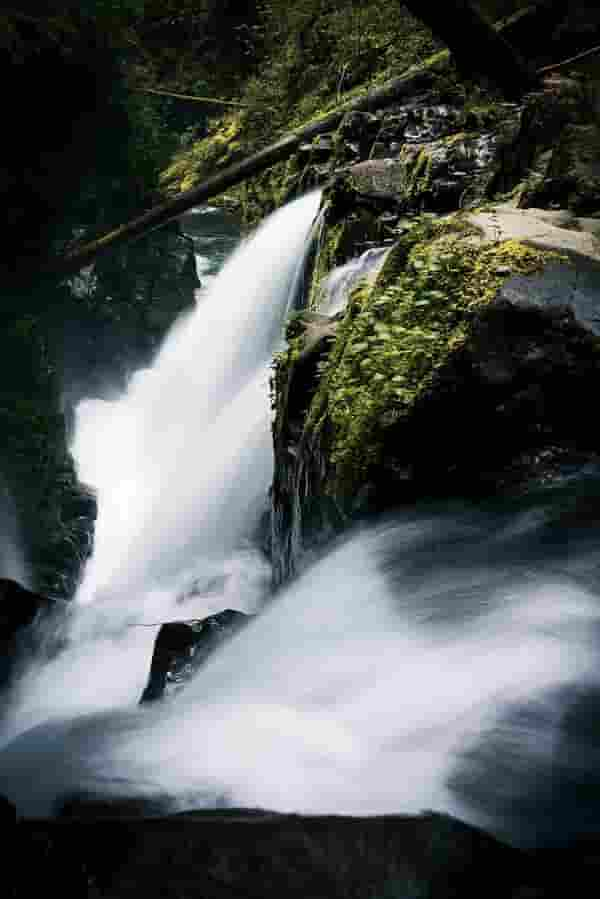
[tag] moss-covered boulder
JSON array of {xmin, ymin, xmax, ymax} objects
[{"xmin": 271, "ymin": 207, "xmax": 600, "ymax": 582}]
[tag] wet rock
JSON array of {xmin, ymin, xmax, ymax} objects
[
  {"xmin": 403, "ymin": 103, "xmax": 463, "ymax": 144},
  {"xmin": 140, "ymin": 609, "xmax": 250, "ymax": 703},
  {"xmin": 337, "ymin": 111, "xmax": 381, "ymax": 161},
  {"xmin": 0, "ymin": 578, "xmax": 55, "ymax": 688},
  {"xmin": 349, "ymin": 127, "xmax": 516, "ymax": 212},
  {"xmin": 521, "ymin": 122, "xmax": 600, "ymax": 215},
  {"xmin": 0, "ymin": 578, "xmax": 54, "ymax": 635}
]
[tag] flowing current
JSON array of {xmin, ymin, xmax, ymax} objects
[{"xmin": 3, "ymin": 193, "xmax": 600, "ymax": 847}]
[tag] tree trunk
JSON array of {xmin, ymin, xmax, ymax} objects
[{"xmin": 401, "ymin": 0, "xmax": 537, "ymax": 99}]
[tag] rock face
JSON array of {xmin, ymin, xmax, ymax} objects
[{"xmin": 140, "ymin": 610, "xmax": 249, "ymax": 703}]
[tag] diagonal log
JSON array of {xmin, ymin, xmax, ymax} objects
[
  {"xmin": 47, "ymin": 57, "xmax": 448, "ymax": 280},
  {"xmin": 48, "ymin": 2, "xmax": 540, "ymax": 283}
]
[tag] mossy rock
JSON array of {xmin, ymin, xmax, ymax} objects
[
  {"xmin": 272, "ymin": 207, "xmax": 600, "ymax": 580},
  {"xmin": 520, "ymin": 122, "xmax": 600, "ymax": 215},
  {"xmin": 303, "ymin": 215, "xmax": 564, "ymax": 492}
]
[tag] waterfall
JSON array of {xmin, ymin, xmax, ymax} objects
[
  {"xmin": 3, "ymin": 193, "xmax": 600, "ymax": 849},
  {"xmin": 0, "ymin": 192, "xmax": 322, "ymax": 746},
  {"xmin": 74, "ymin": 190, "xmax": 323, "ymax": 608}
]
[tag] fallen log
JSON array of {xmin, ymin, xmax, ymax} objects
[
  {"xmin": 47, "ymin": 2, "xmax": 542, "ymax": 283},
  {"xmin": 46, "ymin": 54, "xmax": 450, "ymax": 280}
]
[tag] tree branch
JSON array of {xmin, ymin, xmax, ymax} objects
[{"xmin": 134, "ymin": 86, "xmax": 247, "ymax": 107}]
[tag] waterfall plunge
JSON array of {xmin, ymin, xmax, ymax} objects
[
  {"xmin": 3, "ymin": 193, "xmax": 600, "ymax": 848},
  {"xmin": 0, "ymin": 192, "xmax": 322, "ymax": 746}
]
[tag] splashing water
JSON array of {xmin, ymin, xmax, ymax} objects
[
  {"xmin": 318, "ymin": 245, "xmax": 390, "ymax": 316},
  {"xmin": 3, "ymin": 196, "xmax": 600, "ymax": 849},
  {"xmin": 74, "ymin": 191, "xmax": 323, "ymax": 607},
  {"xmin": 0, "ymin": 193, "xmax": 321, "ymax": 745}
]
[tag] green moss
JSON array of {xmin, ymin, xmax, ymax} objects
[
  {"xmin": 160, "ymin": 115, "xmax": 242, "ymax": 196},
  {"xmin": 157, "ymin": 3, "xmax": 446, "ymax": 217},
  {"xmin": 305, "ymin": 216, "xmax": 558, "ymax": 491},
  {"xmin": 404, "ymin": 146, "xmax": 435, "ymax": 204},
  {"xmin": 270, "ymin": 323, "xmax": 308, "ymax": 417}
]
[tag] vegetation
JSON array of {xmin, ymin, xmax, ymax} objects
[
  {"xmin": 159, "ymin": 1, "xmax": 441, "ymax": 210},
  {"xmin": 298, "ymin": 216, "xmax": 558, "ymax": 490}
]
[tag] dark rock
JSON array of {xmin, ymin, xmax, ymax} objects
[
  {"xmin": 337, "ymin": 111, "xmax": 381, "ymax": 161},
  {"xmin": 10, "ymin": 810, "xmax": 544, "ymax": 899},
  {"xmin": 272, "ymin": 206, "xmax": 600, "ymax": 579},
  {"xmin": 0, "ymin": 578, "xmax": 56, "ymax": 689},
  {"xmin": 0, "ymin": 578, "xmax": 53, "ymax": 635},
  {"xmin": 0, "ymin": 794, "xmax": 16, "ymax": 825},
  {"xmin": 140, "ymin": 609, "xmax": 250, "ymax": 703}
]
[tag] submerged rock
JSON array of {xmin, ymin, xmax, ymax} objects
[{"xmin": 140, "ymin": 609, "xmax": 250, "ymax": 703}]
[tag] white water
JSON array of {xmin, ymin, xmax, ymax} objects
[
  {"xmin": 75, "ymin": 191, "xmax": 322, "ymax": 608},
  {"xmin": 0, "ymin": 193, "xmax": 320, "ymax": 746},
  {"xmin": 2, "ymin": 195, "xmax": 600, "ymax": 847},
  {"xmin": 319, "ymin": 245, "xmax": 390, "ymax": 316}
]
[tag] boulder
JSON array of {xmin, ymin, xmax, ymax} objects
[
  {"xmin": 0, "ymin": 578, "xmax": 55, "ymax": 688},
  {"xmin": 271, "ymin": 206, "xmax": 600, "ymax": 581},
  {"xmin": 140, "ymin": 609, "xmax": 250, "ymax": 703}
]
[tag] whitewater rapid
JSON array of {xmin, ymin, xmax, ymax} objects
[{"xmin": 2, "ymin": 194, "xmax": 600, "ymax": 848}]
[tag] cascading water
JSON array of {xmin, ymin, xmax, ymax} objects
[
  {"xmin": 75, "ymin": 191, "xmax": 323, "ymax": 608},
  {"xmin": 0, "ymin": 192, "xmax": 322, "ymax": 746},
  {"xmin": 318, "ymin": 245, "xmax": 390, "ymax": 316},
  {"xmin": 3, "ymin": 195, "xmax": 600, "ymax": 849}
]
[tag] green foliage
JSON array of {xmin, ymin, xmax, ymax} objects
[
  {"xmin": 159, "ymin": 0, "xmax": 440, "ymax": 213},
  {"xmin": 305, "ymin": 217, "xmax": 557, "ymax": 490}
]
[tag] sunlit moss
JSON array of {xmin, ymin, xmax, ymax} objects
[
  {"xmin": 159, "ymin": 115, "xmax": 242, "ymax": 196},
  {"xmin": 304, "ymin": 216, "xmax": 559, "ymax": 490}
]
